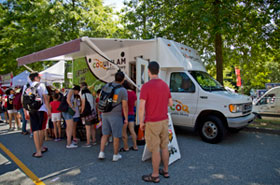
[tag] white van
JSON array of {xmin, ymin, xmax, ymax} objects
[
  {"xmin": 252, "ymin": 86, "xmax": 280, "ymax": 119},
  {"xmin": 17, "ymin": 37, "xmax": 255, "ymax": 143}
]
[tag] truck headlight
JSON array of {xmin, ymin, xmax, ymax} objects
[{"xmin": 229, "ymin": 104, "xmax": 243, "ymax": 113}]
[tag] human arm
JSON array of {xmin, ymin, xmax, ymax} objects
[
  {"xmin": 43, "ymin": 94, "xmax": 51, "ymax": 116},
  {"xmin": 81, "ymin": 95, "xmax": 85, "ymax": 113},
  {"xmin": 139, "ymin": 99, "xmax": 146, "ymax": 131},
  {"xmin": 122, "ymin": 100, "xmax": 128, "ymax": 124},
  {"xmin": 67, "ymin": 90, "xmax": 74, "ymax": 110},
  {"xmin": 168, "ymin": 98, "xmax": 173, "ymax": 107}
]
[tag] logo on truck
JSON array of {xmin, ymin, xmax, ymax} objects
[
  {"xmin": 86, "ymin": 51, "xmax": 127, "ymax": 83},
  {"xmin": 169, "ymin": 100, "xmax": 189, "ymax": 116}
]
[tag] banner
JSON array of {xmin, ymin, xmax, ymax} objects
[
  {"xmin": 0, "ymin": 72, "xmax": 13, "ymax": 87},
  {"xmin": 142, "ymin": 113, "xmax": 181, "ymax": 165},
  {"xmin": 235, "ymin": 67, "xmax": 241, "ymax": 87}
]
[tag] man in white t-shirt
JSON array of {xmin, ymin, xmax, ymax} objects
[{"xmin": 27, "ymin": 72, "xmax": 51, "ymax": 158}]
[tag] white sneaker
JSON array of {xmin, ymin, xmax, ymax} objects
[
  {"xmin": 112, "ymin": 154, "xmax": 122, "ymax": 162},
  {"xmin": 98, "ymin": 152, "xmax": 105, "ymax": 160},
  {"xmin": 66, "ymin": 143, "xmax": 78, "ymax": 149}
]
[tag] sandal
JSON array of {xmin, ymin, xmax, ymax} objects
[
  {"xmin": 32, "ymin": 153, "xmax": 42, "ymax": 158},
  {"xmin": 129, "ymin": 146, "xmax": 138, "ymax": 151},
  {"xmin": 119, "ymin": 147, "xmax": 129, "ymax": 152},
  {"xmin": 159, "ymin": 169, "xmax": 170, "ymax": 178},
  {"xmin": 142, "ymin": 174, "xmax": 160, "ymax": 183},
  {"xmin": 41, "ymin": 147, "xmax": 48, "ymax": 153}
]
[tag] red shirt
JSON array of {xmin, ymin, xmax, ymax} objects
[
  {"xmin": 127, "ymin": 90, "xmax": 137, "ymax": 115},
  {"xmin": 50, "ymin": 101, "xmax": 61, "ymax": 113},
  {"xmin": 140, "ymin": 79, "xmax": 171, "ymax": 122}
]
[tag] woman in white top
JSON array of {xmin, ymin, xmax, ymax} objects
[{"xmin": 62, "ymin": 85, "xmax": 80, "ymax": 149}]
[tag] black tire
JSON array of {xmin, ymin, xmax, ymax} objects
[{"xmin": 198, "ymin": 115, "xmax": 227, "ymax": 144}]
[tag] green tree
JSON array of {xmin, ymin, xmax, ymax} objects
[
  {"xmin": 0, "ymin": 0, "xmax": 121, "ymax": 75},
  {"xmin": 122, "ymin": 0, "xmax": 280, "ymax": 92}
]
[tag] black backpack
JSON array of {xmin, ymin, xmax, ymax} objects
[
  {"xmin": 98, "ymin": 83, "xmax": 122, "ymax": 113},
  {"xmin": 57, "ymin": 92, "xmax": 69, "ymax": 112},
  {"xmin": 22, "ymin": 83, "xmax": 42, "ymax": 112}
]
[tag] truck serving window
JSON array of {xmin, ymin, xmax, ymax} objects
[
  {"xmin": 189, "ymin": 71, "xmax": 225, "ymax": 91},
  {"xmin": 170, "ymin": 72, "xmax": 195, "ymax": 93}
]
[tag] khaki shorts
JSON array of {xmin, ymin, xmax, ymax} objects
[{"xmin": 145, "ymin": 119, "xmax": 169, "ymax": 153}]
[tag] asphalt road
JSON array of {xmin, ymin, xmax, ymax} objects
[{"xmin": 0, "ymin": 122, "xmax": 279, "ymax": 185}]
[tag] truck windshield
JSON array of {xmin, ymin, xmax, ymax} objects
[{"xmin": 189, "ymin": 71, "xmax": 225, "ymax": 91}]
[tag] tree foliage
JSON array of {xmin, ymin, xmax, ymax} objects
[
  {"xmin": 121, "ymin": 0, "xmax": 280, "ymax": 93},
  {"xmin": 0, "ymin": 0, "xmax": 121, "ymax": 75}
]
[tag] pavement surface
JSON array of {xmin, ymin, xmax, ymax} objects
[{"xmin": 0, "ymin": 122, "xmax": 280, "ymax": 185}]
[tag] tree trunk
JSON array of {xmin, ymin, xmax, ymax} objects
[
  {"xmin": 215, "ymin": 33, "xmax": 223, "ymax": 85},
  {"xmin": 214, "ymin": 0, "xmax": 224, "ymax": 85}
]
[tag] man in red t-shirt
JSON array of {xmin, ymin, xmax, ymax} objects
[{"xmin": 139, "ymin": 61, "xmax": 173, "ymax": 183}]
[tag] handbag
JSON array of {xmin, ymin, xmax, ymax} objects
[
  {"xmin": 80, "ymin": 93, "xmax": 93, "ymax": 117},
  {"xmin": 68, "ymin": 107, "xmax": 75, "ymax": 116}
]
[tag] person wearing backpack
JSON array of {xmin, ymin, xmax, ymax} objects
[
  {"xmin": 98, "ymin": 71, "xmax": 128, "ymax": 162},
  {"xmin": 26, "ymin": 72, "xmax": 51, "ymax": 158},
  {"xmin": 80, "ymin": 82, "xmax": 97, "ymax": 147}
]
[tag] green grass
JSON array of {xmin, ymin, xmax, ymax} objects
[{"xmin": 248, "ymin": 118, "xmax": 280, "ymax": 130}]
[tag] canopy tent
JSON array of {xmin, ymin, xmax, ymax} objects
[
  {"xmin": 12, "ymin": 70, "xmax": 30, "ymax": 87},
  {"xmin": 39, "ymin": 60, "xmax": 65, "ymax": 83},
  {"xmin": 17, "ymin": 37, "xmax": 153, "ymax": 65}
]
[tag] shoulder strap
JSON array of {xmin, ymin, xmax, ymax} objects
[{"xmin": 34, "ymin": 82, "xmax": 41, "ymax": 88}]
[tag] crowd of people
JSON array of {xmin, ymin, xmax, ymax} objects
[{"xmin": 0, "ymin": 61, "xmax": 172, "ymax": 183}]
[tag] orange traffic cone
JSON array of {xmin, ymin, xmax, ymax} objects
[{"xmin": 137, "ymin": 127, "xmax": 145, "ymax": 145}]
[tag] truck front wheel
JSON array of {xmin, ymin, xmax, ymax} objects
[{"xmin": 199, "ymin": 115, "xmax": 226, "ymax": 144}]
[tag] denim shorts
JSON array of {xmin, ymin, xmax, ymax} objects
[
  {"xmin": 62, "ymin": 112, "xmax": 73, "ymax": 121},
  {"xmin": 73, "ymin": 117, "xmax": 80, "ymax": 123},
  {"xmin": 128, "ymin": 115, "xmax": 135, "ymax": 122}
]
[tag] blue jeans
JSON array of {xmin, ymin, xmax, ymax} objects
[{"xmin": 18, "ymin": 108, "xmax": 27, "ymax": 132}]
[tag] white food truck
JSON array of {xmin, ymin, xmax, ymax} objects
[
  {"xmin": 17, "ymin": 37, "xmax": 255, "ymax": 143},
  {"xmin": 252, "ymin": 86, "xmax": 280, "ymax": 119}
]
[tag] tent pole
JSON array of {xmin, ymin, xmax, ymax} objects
[{"xmin": 23, "ymin": 65, "xmax": 35, "ymax": 72}]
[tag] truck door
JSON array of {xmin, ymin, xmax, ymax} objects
[
  {"xmin": 169, "ymin": 72, "xmax": 198, "ymax": 127},
  {"xmin": 135, "ymin": 58, "xmax": 149, "ymax": 124},
  {"xmin": 257, "ymin": 93, "xmax": 277, "ymax": 116}
]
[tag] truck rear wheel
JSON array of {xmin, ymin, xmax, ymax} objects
[{"xmin": 199, "ymin": 115, "xmax": 226, "ymax": 144}]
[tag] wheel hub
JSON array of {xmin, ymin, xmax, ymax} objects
[{"xmin": 202, "ymin": 121, "xmax": 218, "ymax": 139}]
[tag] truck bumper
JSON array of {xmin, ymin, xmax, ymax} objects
[{"xmin": 227, "ymin": 113, "xmax": 255, "ymax": 128}]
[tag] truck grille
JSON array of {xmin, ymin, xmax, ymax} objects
[{"xmin": 243, "ymin": 103, "xmax": 252, "ymax": 114}]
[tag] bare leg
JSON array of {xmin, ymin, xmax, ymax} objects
[
  {"xmin": 100, "ymin": 135, "xmax": 109, "ymax": 152},
  {"xmin": 128, "ymin": 122, "xmax": 138, "ymax": 149},
  {"xmin": 57, "ymin": 122, "xmax": 61, "ymax": 138},
  {"xmin": 161, "ymin": 148, "xmax": 169, "ymax": 173},
  {"xmin": 73, "ymin": 121, "xmax": 77, "ymax": 140},
  {"xmin": 90, "ymin": 125, "xmax": 96, "ymax": 143},
  {"xmin": 53, "ymin": 121, "xmax": 58, "ymax": 139},
  {"xmin": 122, "ymin": 123, "xmax": 129, "ymax": 150},
  {"xmin": 4, "ymin": 112, "xmax": 8, "ymax": 123},
  {"xmin": 85, "ymin": 125, "xmax": 91, "ymax": 145},
  {"xmin": 33, "ymin": 130, "xmax": 42, "ymax": 156},
  {"xmin": 8, "ymin": 113, "xmax": 12, "ymax": 129},
  {"xmin": 39, "ymin": 130, "xmax": 44, "ymax": 149},
  {"xmin": 16, "ymin": 112, "xmax": 21, "ymax": 128},
  {"xmin": 113, "ymin": 137, "xmax": 120, "ymax": 155},
  {"xmin": 152, "ymin": 150, "xmax": 161, "ymax": 177},
  {"xmin": 65, "ymin": 119, "xmax": 73, "ymax": 146}
]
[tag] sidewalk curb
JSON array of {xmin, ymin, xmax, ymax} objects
[{"xmin": 243, "ymin": 127, "xmax": 280, "ymax": 135}]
